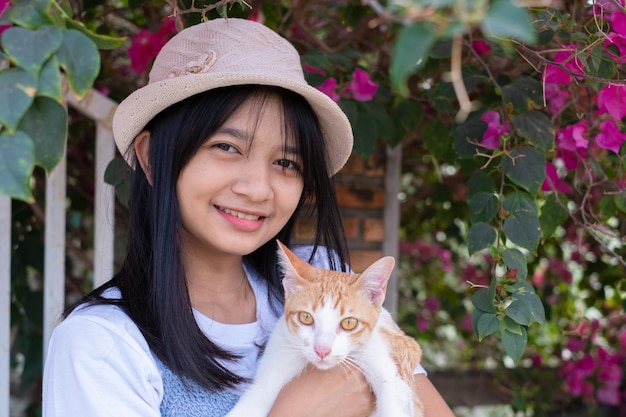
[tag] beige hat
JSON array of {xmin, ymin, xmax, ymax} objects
[{"xmin": 112, "ymin": 18, "xmax": 353, "ymax": 176}]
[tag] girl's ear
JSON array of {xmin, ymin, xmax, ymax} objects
[{"xmin": 134, "ymin": 131, "xmax": 153, "ymax": 185}]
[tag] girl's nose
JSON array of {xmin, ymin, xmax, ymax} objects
[{"xmin": 231, "ymin": 161, "xmax": 274, "ymax": 202}]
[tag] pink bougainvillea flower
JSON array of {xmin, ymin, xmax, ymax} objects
[
  {"xmin": 543, "ymin": 46, "xmax": 584, "ymax": 85},
  {"xmin": 556, "ymin": 121, "xmax": 588, "ymax": 152},
  {"xmin": 316, "ymin": 77, "xmax": 340, "ymax": 102},
  {"xmin": 416, "ymin": 315, "xmax": 430, "ymax": 333},
  {"xmin": 596, "ymin": 119, "xmax": 626, "ymax": 153},
  {"xmin": 0, "ymin": 0, "xmax": 12, "ymax": 36},
  {"xmin": 544, "ymin": 83, "xmax": 570, "ymax": 115},
  {"xmin": 541, "ymin": 162, "xmax": 572, "ymax": 194},
  {"xmin": 345, "ymin": 68, "xmax": 378, "ymax": 102},
  {"xmin": 610, "ymin": 11, "xmax": 626, "ymax": 35},
  {"xmin": 471, "ymin": 40, "xmax": 491, "ymax": 55},
  {"xmin": 480, "ymin": 110, "xmax": 508, "ymax": 149},
  {"xmin": 424, "ymin": 297, "xmax": 440, "ymax": 314},
  {"xmin": 127, "ymin": 18, "xmax": 177, "ymax": 75},
  {"xmin": 302, "ymin": 64, "xmax": 325, "ymax": 75},
  {"xmin": 602, "ymin": 32, "xmax": 626, "ymax": 63},
  {"xmin": 598, "ymin": 84, "xmax": 626, "ymax": 120}
]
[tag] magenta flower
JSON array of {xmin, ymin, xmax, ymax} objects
[
  {"xmin": 610, "ymin": 11, "xmax": 626, "ymax": 35},
  {"xmin": 0, "ymin": 0, "xmax": 11, "ymax": 36},
  {"xmin": 543, "ymin": 46, "xmax": 584, "ymax": 85},
  {"xmin": 544, "ymin": 83, "xmax": 570, "ymax": 115},
  {"xmin": 424, "ymin": 297, "xmax": 440, "ymax": 314},
  {"xmin": 480, "ymin": 110, "xmax": 508, "ymax": 149},
  {"xmin": 316, "ymin": 77, "xmax": 340, "ymax": 102},
  {"xmin": 302, "ymin": 64, "xmax": 326, "ymax": 75},
  {"xmin": 345, "ymin": 68, "xmax": 378, "ymax": 102},
  {"xmin": 556, "ymin": 121, "xmax": 588, "ymax": 152},
  {"xmin": 542, "ymin": 162, "xmax": 572, "ymax": 193},
  {"xmin": 603, "ymin": 32, "xmax": 626, "ymax": 63},
  {"xmin": 471, "ymin": 40, "xmax": 491, "ymax": 55},
  {"xmin": 127, "ymin": 18, "xmax": 177, "ymax": 75},
  {"xmin": 598, "ymin": 84, "xmax": 626, "ymax": 120},
  {"xmin": 596, "ymin": 119, "xmax": 626, "ymax": 154}
]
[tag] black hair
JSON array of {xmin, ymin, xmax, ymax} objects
[{"xmin": 64, "ymin": 85, "xmax": 349, "ymax": 391}]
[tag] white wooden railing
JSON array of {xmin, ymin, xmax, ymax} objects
[{"xmin": 1, "ymin": 89, "xmax": 118, "ymax": 417}]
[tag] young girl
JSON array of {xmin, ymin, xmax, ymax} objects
[{"xmin": 42, "ymin": 18, "xmax": 455, "ymax": 417}]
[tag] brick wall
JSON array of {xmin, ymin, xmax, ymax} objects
[{"xmin": 294, "ymin": 150, "xmax": 387, "ymax": 273}]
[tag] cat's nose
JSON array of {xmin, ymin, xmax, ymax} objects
[{"xmin": 314, "ymin": 346, "xmax": 331, "ymax": 359}]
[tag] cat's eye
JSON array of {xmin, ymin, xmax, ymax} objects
[
  {"xmin": 298, "ymin": 311, "xmax": 314, "ymax": 325},
  {"xmin": 340, "ymin": 317, "xmax": 358, "ymax": 331}
]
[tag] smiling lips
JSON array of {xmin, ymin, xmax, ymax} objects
[{"xmin": 219, "ymin": 206, "xmax": 262, "ymax": 221}]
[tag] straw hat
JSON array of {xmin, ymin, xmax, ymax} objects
[{"xmin": 112, "ymin": 18, "xmax": 353, "ymax": 176}]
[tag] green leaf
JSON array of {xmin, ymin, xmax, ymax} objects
[
  {"xmin": 482, "ymin": 0, "xmax": 537, "ymax": 44},
  {"xmin": 57, "ymin": 29, "xmax": 100, "ymax": 98},
  {"xmin": 8, "ymin": 0, "xmax": 53, "ymax": 29},
  {"xmin": 512, "ymin": 111, "xmax": 555, "ymax": 152},
  {"xmin": 104, "ymin": 157, "xmax": 133, "ymax": 208},
  {"xmin": 471, "ymin": 281, "xmax": 497, "ymax": 314},
  {"xmin": 390, "ymin": 22, "xmax": 437, "ymax": 96},
  {"xmin": 476, "ymin": 312, "xmax": 499, "ymax": 341},
  {"xmin": 453, "ymin": 117, "xmax": 487, "ymax": 159},
  {"xmin": 469, "ymin": 192, "xmax": 499, "ymax": 223},
  {"xmin": 502, "ymin": 248, "xmax": 528, "ymax": 280},
  {"xmin": 501, "ymin": 326, "xmax": 527, "ymax": 362},
  {"xmin": 510, "ymin": 282, "xmax": 546, "ymax": 325},
  {"xmin": 64, "ymin": 19, "xmax": 127, "ymax": 50},
  {"xmin": 539, "ymin": 193, "xmax": 569, "ymax": 239},
  {"xmin": 468, "ymin": 171, "xmax": 496, "ymax": 197},
  {"xmin": 0, "ymin": 131, "xmax": 35, "ymax": 201},
  {"xmin": 17, "ymin": 97, "xmax": 67, "ymax": 172},
  {"xmin": 467, "ymin": 222, "xmax": 497, "ymax": 254},
  {"xmin": 502, "ymin": 191, "xmax": 542, "ymax": 252},
  {"xmin": 395, "ymin": 99, "xmax": 424, "ymax": 134},
  {"xmin": 502, "ymin": 316, "xmax": 523, "ymax": 335},
  {"xmin": 422, "ymin": 120, "xmax": 451, "ymax": 160},
  {"xmin": 1, "ymin": 25, "xmax": 63, "ymax": 76},
  {"xmin": 353, "ymin": 109, "xmax": 378, "ymax": 156},
  {"xmin": 37, "ymin": 55, "xmax": 63, "ymax": 102},
  {"xmin": 0, "ymin": 68, "xmax": 38, "ymax": 132},
  {"xmin": 616, "ymin": 192, "xmax": 626, "ymax": 213},
  {"xmin": 501, "ymin": 77, "xmax": 543, "ymax": 114},
  {"xmin": 501, "ymin": 146, "xmax": 546, "ymax": 196}
]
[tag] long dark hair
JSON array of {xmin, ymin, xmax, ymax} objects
[{"xmin": 64, "ymin": 85, "xmax": 349, "ymax": 391}]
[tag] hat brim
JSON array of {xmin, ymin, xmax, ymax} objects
[{"xmin": 112, "ymin": 72, "xmax": 353, "ymax": 176}]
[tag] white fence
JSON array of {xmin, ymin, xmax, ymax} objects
[{"xmin": 1, "ymin": 89, "xmax": 118, "ymax": 417}]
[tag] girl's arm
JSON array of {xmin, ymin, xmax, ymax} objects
[
  {"xmin": 268, "ymin": 366, "xmax": 375, "ymax": 417},
  {"xmin": 267, "ymin": 366, "xmax": 456, "ymax": 417}
]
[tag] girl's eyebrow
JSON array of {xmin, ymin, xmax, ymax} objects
[{"xmin": 217, "ymin": 126, "xmax": 300, "ymax": 156}]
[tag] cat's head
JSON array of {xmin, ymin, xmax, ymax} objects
[{"xmin": 276, "ymin": 240, "xmax": 395, "ymax": 370}]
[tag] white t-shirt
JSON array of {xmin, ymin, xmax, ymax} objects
[{"xmin": 42, "ymin": 246, "xmax": 424, "ymax": 416}]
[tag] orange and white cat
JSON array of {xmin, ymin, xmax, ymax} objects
[{"xmin": 225, "ymin": 241, "xmax": 424, "ymax": 417}]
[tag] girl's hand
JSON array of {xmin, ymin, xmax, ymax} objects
[{"xmin": 268, "ymin": 365, "xmax": 375, "ymax": 417}]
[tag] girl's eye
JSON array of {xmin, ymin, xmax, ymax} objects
[
  {"xmin": 275, "ymin": 159, "xmax": 301, "ymax": 172},
  {"xmin": 298, "ymin": 311, "xmax": 314, "ymax": 325},
  {"xmin": 214, "ymin": 143, "xmax": 238, "ymax": 153},
  {"xmin": 340, "ymin": 317, "xmax": 358, "ymax": 331}
]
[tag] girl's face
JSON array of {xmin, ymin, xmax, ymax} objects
[{"xmin": 176, "ymin": 95, "xmax": 304, "ymax": 260}]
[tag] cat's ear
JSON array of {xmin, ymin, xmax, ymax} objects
[
  {"xmin": 276, "ymin": 240, "xmax": 304, "ymax": 295},
  {"xmin": 357, "ymin": 256, "xmax": 395, "ymax": 307}
]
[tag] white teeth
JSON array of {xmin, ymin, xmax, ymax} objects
[{"xmin": 221, "ymin": 207, "xmax": 260, "ymax": 221}]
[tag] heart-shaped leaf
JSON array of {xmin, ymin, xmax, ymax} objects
[
  {"xmin": 502, "ymin": 191, "xmax": 542, "ymax": 253},
  {"xmin": 8, "ymin": 0, "xmax": 53, "ymax": 29},
  {"xmin": 501, "ymin": 146, "xmax": 546, "ymax": 196},
  {"xmin": 0, "ymin": 130, "xmax": 35, "ymax": 201},
  {"xmin": 1, "ymin": 25, "xmax": 63, "ymax": 76},
  {"xmin": 37, "ymin": 55, "xmax": 63, "ymax": 102},
  {"xmin": 0, "ymin": 68, "xmax": 38, "ymax": 132},
  {"xmin": 17, "ymin": 97, "xmax": 67, "ymax": 172},
  {"xmin": 390, "ymin": 22, "xmax": 437, "ymax": 96},
  {"xmin": 57, "ymin": 29, "xmax": 100, "ymax": 98}
]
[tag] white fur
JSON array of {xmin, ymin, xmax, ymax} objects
[{"xmin": 224, "ymin": 305, "xmax": 418, "ymax": 417}]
